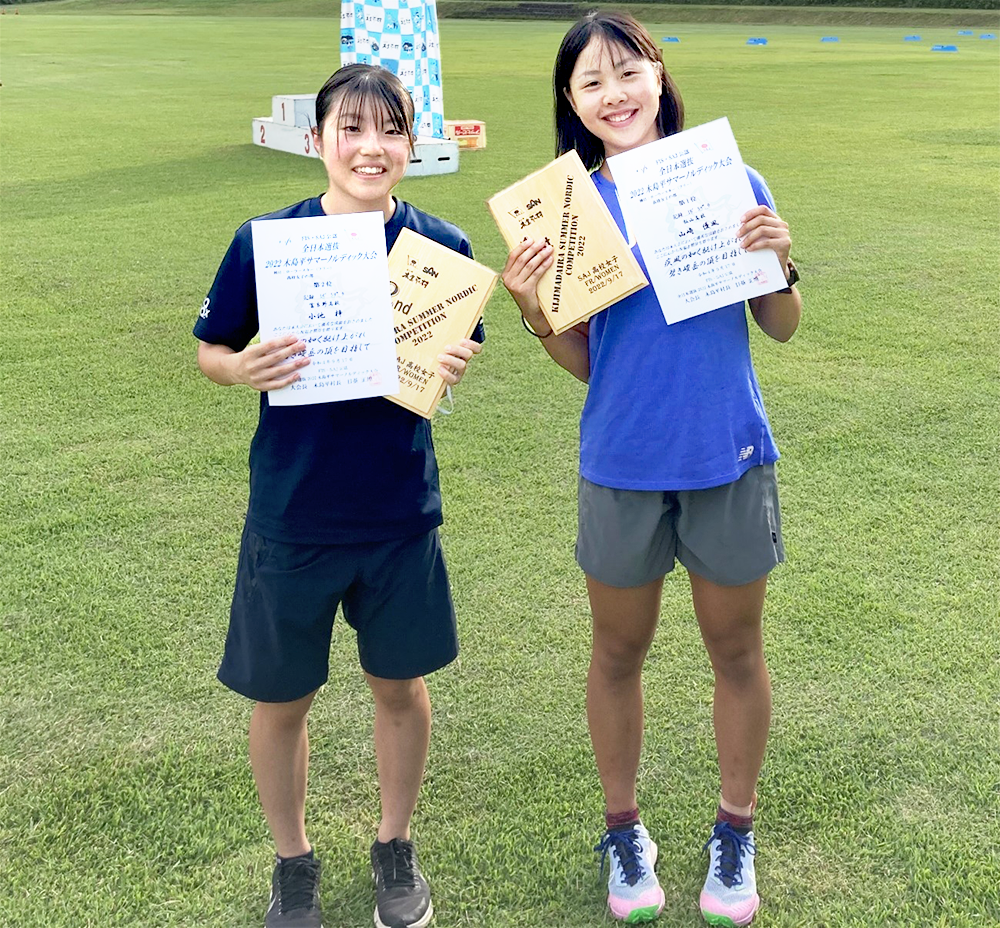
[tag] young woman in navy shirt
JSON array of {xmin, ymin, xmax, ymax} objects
[{"xmin": 195, "ymin": 64, "xmax": 482, "ymax": 928}]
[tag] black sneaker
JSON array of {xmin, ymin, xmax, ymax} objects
[
  {"xmin": 264, "ymin": 854, "xmax": 323, "ymax": 928},
  {"xmin": 370, "ymin": 838, "xmax": 433, "ymax": 928}
]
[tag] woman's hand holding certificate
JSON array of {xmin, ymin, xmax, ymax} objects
[{"xmin": 606, "ymin": 116, "xmax": 787, "ymax": 325}]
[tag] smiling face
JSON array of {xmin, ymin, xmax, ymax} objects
[
  {"xmin": 313, "ymin": 96, "xmax": 412, "ymax": 216},
  {"xmin": 564, "ymin": 38, "xmax": 664, "ymax": 161}
]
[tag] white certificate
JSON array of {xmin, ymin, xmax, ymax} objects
[
  {"xmin": 251, "ymin": 212, "xmax": 400, "ymax": 406},
  {"xmin": 606, "ymin": 116, "xmax": 786, "ymax": 325}
]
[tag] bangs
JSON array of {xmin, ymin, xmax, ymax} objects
[
  {"xmin": 333, "ymin": 85, "xmax": 411, "ymax": 137},
  {"xmin": 586, "ymin": 21, "xmax": 658, "ymax": 69},
  {"xmin": 554, "ymin": 11, "xmax": 661, "ymax": 97},
  {"xmin": 585, "ymin": 38, "xmax": 643, "ymax": 75},
  {"xmin": 315, "ymin": 64, "xmax": 415, "ymax": 143}
]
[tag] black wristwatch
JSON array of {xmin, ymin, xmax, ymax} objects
[{"xmin": 778, "ymin": 260, "xmax": 799, "ymax": 293}]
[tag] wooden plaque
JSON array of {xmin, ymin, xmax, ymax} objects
[
  {"xmin": 385, "ymin": 228, "xmax": 498, "ymax": 418},
  {"xmin": 486, "ymin": 150, "xmax": 648, "ymax": 334}
]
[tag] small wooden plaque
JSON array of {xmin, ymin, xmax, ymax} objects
[
  {"xmin": 385, "ymin": 228, "xmax": 498, "ymax": 418},
  {"xmin": 486, "ymin": 150, "xmax": 647, "ymax": 334}
]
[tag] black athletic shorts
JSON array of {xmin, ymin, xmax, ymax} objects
[{"xmin": 218, "ymin": 525, "xmax": 458, "ymax": 702}]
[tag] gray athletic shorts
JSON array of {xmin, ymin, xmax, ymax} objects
[{"xmin": 576, "ymin": 464, "xmax": 784, "ymax": 588}]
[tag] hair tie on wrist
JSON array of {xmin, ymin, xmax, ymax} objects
[{"xmin": 522, "ymin": 314, "xmax": 552, "ymax": 338}]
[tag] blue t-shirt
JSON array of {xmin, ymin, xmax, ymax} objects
[
  {"xmin": 194, "ymin": 196, "xmax": 484, "ymax": 544},
  {"xmin": 581, "ymin": 167, "xmax": 780, "ymax": 491}
]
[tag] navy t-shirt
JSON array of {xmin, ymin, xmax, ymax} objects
[{"xmin": 194, "ymin": 196, "xmax": 484, "ymax": 544}]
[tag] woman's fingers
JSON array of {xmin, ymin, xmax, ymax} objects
[
  {"xmin": 240, "ymin": 336, "xmax": 309, "ymax": 390},
  {"xmin": 738, "ymin": 208, "xmax": 788, "ymax": 244},
  {"xmin": 738, "ymin": 208, "xmax": 791, "ymax": 265},
  {"xmin": 504, "ymin": 238, "xmax": 553, "ymax": 287},
  {"xmin": 437, "ymin": 338, "xmax": 482, "ymax": 384}
]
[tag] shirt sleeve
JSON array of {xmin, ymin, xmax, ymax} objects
[
  {"xmin": 745, "ymin": 166, "xmax": 777, "ymax": 212},
  {"xmin": 192, "ymin": 223, "xmax": 259, "ymax": 351}
]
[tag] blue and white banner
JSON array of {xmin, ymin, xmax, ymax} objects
[{"xmin": 341, "ymin": 0, "xmax": 444, "ymax": 139}]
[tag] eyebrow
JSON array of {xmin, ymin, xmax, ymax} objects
[
  {"xmin": 337, "ymin": 110, "xmax": 396, "ymax": 127},
  {"xmin": 576, "ymin": 57, "xmax": 641, "ymax": 78}
]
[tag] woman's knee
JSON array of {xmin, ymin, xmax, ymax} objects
[
  {"xmin": 367, "ymin": 674, "xmax": 427, "ymax": 714},
  {"xmin": 588, "ymin": 580, "xmax": 662, "ymax": 680},
  {"xmin": 591, "ymin": 634, "xmax": 649, "ymax": 682},
  {"xmin": 252, "ymin": 690, "xmax": 316, "ymax": 728},
  {"xmin": 706, "ymin": 637, "xmax": 767, "ymax": 685}
]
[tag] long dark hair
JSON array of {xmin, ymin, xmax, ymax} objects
[
  {"xmin": 314, "ymin": 64, "xmax": 416, "ymax": 149},
  {"xmin": 553, "ymin": 11, "xmax": 684, "ymax": 170}
]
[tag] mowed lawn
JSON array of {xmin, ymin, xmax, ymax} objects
[{"xmin": 1, "ymin": 5, "xmax": 998, "ymax": 927}]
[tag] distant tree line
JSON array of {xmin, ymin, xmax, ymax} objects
[
  {"xmin": 442, "ymin": 0, "xmax": 999, "ymax": 9},
  {"xmin": 615, "ymin": 0, "xmax": 999, "ymax": 7},
  {"xmin": 1, "ymin": 0, "xmax": 997, "ymax": 5}
]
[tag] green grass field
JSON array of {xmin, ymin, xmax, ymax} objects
[{"xmin": 1, "ymin": 4, "xmax": 998, "ymax": 926}]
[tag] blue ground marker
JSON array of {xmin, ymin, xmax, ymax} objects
[
  {"xmin": 981, "ymin": 34, "xmax": 997, "ymax": 40},
  {"xmin": 662, "ymin": 37, "xmax": 680, "ymax": 43},
  {"xmin": 746, "ymin": 37, "xmax": 768, "ymax": 46},
  {"xmin": 904, "ymin": 35, "xmax": 921, "ymax": 42},
  {"xmin": 931, "ymin": 44, "xmax": 959, "ymax": 52},
  {"xmin": 821, "ymin": 36, "xmax": 840, "ymax": 42},
  {"xmin": 958, "ymin": 30, "xmax": 973, "ymax": 35}
]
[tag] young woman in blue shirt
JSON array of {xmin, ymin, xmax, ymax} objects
[{"xmin": 503, "ymin": 12, "xmax": 801, "ymax": 927}]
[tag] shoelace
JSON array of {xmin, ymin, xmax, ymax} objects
[
  {"xmin": 703, "ymin": 822, "xmax": 756, "ymax": 889},
  {"xmin": 594, "ymin": 827, "xmax": 646, "ymax": 887},
  {"xmin": 374, "ymin": 839, "xmax": 420, "ymax": 889},
  {"xmin": 275, "ymin": 857, "xmax": 320, "ymax": 912}
]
